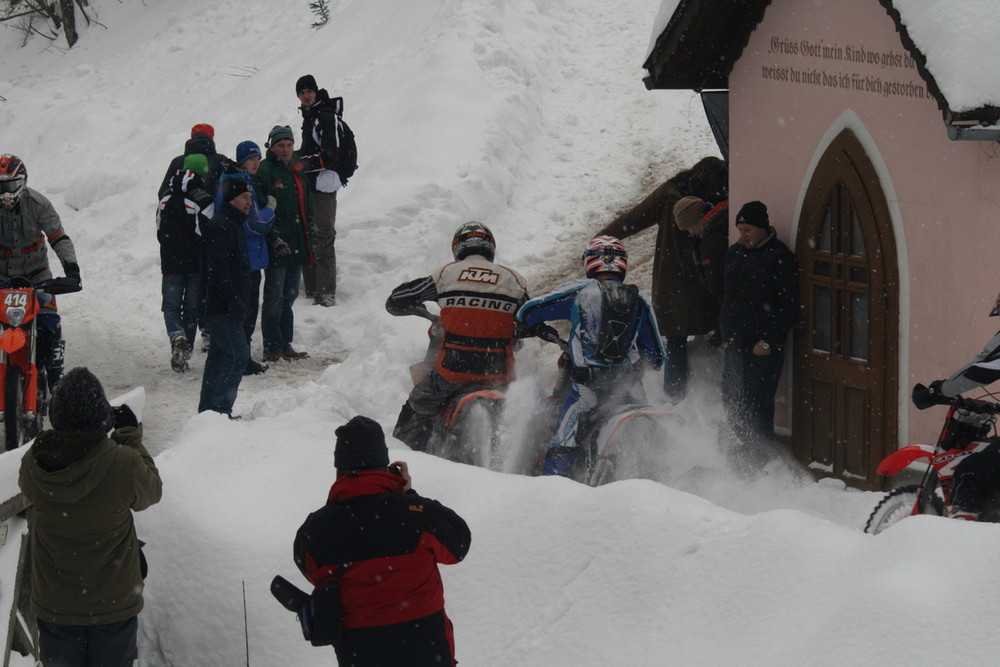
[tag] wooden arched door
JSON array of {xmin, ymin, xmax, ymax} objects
[{"xmin": 792, "ymin": 129, "xmax": 899, "ymax": 490}]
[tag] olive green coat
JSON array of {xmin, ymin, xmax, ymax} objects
[{"xmin": 18, "ymin": 426, "xmax": 162, "ymax": 625}]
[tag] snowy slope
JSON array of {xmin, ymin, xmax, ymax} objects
[{"xmin": 1, "ymin": 1, "xmax": 998, "ymax": 665}]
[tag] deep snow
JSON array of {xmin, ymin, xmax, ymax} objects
[{"xmin": 0, "ymin": 1, "xmax": 998, "ymax": 665}]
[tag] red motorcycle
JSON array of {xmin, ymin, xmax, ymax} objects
[
  {"xmin": 0, "ymin": 277, "xmax": 78, "ymax": 450},
  {"xmin": 864, "ymin": 390, "xmax": 1000, "ymax": 534}
]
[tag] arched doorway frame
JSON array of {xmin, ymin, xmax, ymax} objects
[{"xmin": 788, "ymin": 110, "xmax": 911, "ymax": 459}]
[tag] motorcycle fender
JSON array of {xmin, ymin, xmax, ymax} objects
[
  {"xmin": 595, "ymin": 407, "xmax": 676, "ymax": 457},
  {"xmin": 0, "ymin": 327, "xmax": 27, "ymax": 355},
  {"xmin": 876, "ymin": 444, "xmax": 934, "ymax": 476},
  {"xmin": 442, "ymin": 390, "xmax": 504, "ymax": 430}
]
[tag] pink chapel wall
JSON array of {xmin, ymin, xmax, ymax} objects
[{"xmin": 728, "ymin": 0, "xmax": 1000, "ymax": 444}]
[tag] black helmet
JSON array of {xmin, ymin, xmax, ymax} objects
[{"xmin": 452, "ymin": 221, "xmax": 496, "ymax": 261}]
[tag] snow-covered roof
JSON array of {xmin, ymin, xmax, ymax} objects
[{"xmin": 645, "ymin": 0, "xmax": 1000, "ymax": 125}]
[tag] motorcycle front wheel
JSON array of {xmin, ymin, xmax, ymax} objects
[
  {"xmin": 864, "ymin": 484, "xmax": 920, "ymax": 534},
  {"xmin": 3, "ymin": 365, "xmax": 23, "ymax": 450}
]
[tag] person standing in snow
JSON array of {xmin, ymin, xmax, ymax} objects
[
  {"xmin": 597, "ymin": 156, "xmax": 728, "ymax": 402},
  {"xmin": 719, "ymin": 201, "xmax": 799, "ymax": 469},
  {"xmin": 254, "ymin": 125, "xmax": 313, "ymax": 362},
  {"xmin": 386, "ymin": 222, "xmax": 528, "ymax": 452},
  {"xmin": 197, "ymin": 179, "xmax": 253, "ymax": 416},
  {"xmin": 296, "ymin": 74, "xmax": 345, "ymax": 307},
  {"xmin": 0, "ymin": 154, "xmax": 82, "ymax": 392},
  {"xmin": 216, "ymin": 140, "xmax": 277, "ymax": 376},
  {"xmin": 158, "ymin": 123, "xmax": 232, "ymax": 354},
  {"xmin": 516, "ymin": 236, "xmax": 665, "ymax": 477},
  {"xmin": 156, "ymin": 153, "xmax": 214, "ymax": 373},
  {"xmin": 19, "ymin": 367, "xmax": 162, "ymax": 667},
  {"xmin": 294, "ymin": 415, "xmax": 471, "ymax": 666}
]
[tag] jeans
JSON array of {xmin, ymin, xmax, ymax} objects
[
  {"xmin": 37, "ymin": 616, "xmax": 138, "ymax": 667},
  {"xmin": 198, "ymin": 314, "xmax": 249, "ymax": 415},
  {"xmin": 262, "ymin": 264, "xmax": 300, "ymax": 354},
  {"xmin": 161, "ymin": 273, "xmax": 201, "ymax": 344},
  {"xmin": 721, "ymin": 345, "xmax": 785, "ymax": 465}
]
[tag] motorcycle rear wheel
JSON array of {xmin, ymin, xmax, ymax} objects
[{"xmin": 864, "ymin": 484, "xmax": 920, "ymax": 534}]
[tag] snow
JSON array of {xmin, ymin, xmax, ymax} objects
[
  {"xmin": 891, "ymin": 1, "xmax": 1000, "ymax": 114},
  {"xmin": 0, "ymin": 0, "xmax": 998, "ymax": 665}
]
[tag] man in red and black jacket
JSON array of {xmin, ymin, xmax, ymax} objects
[{"xmin": 294, "ymin": 416, "xmax": 471, "ymax": 666}]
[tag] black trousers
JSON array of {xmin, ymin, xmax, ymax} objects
[{"xmin": 37, "ymin": 616, "xmax": 138, "ymax": 667}]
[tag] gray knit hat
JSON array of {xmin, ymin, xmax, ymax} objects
[
  {"xmin": 49, "ymin": 367, "xmax": 113, "ymax": 433},
  {"xmin": 673, "ymin": 196, "xmax": 705, "ymax": 230}
]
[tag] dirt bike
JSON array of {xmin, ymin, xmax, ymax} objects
[
  {"xmin": 401, "ymin": 305, "xmax": 506, "ymax": 470},
  {"xmin": 864, "ymin": 389, "xmax": 1000, "ymax": 534},
  {"xmin": 532, "ymin": 326, "xmax": 677, "ymax": 486},
  {"xmin": 0, "ymin": 276, "xmax": 79, "ymax": 450}
]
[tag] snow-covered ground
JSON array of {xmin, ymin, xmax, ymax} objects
[{"xmin": 1, "ymin": 1, "xmax": 999, "ymax": 665}]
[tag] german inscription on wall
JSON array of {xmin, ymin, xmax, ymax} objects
[{"xmin": 763, "ymin": 37, "xmax": 927, "ymax": 99}]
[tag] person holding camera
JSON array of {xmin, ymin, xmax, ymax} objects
[
  {"xmin": 19, "ymin": 367, "xmax": 162, "ymax": 666},
  {"xmin": 293, "ymin": 415, "xmax": 471, "ymax": 665}
]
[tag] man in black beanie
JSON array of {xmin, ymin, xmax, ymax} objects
[
  {"xmin": 19, "ymin": 367, "xmax": 162, "ymax": 666},
  {"xmin": 293, "ymin": 415, "xmax": 471, "ymax": 666},
  {"xmin": 720, "ymin": 201, "xmax": 799, "ymax": 471},
  {"xmin": 295, "ymin": 73, "xmax": 349, "ymax": 307}
]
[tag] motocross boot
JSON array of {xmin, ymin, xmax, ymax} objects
[{"xmin": 47, "ymin": 339, "xmax": 65, "ymax": 393}]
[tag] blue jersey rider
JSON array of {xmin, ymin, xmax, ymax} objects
[{"xmin": 516, "ymin": 236, "xmax": 664, "ymax": 477}]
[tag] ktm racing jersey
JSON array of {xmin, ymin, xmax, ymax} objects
[{"xmin": 387, "ymin": 255, "xmax": 528, "ymax": 384}]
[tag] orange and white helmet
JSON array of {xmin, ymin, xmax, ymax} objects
[
  {"xmin": 0, "ymin": 154, "xmax": 27, "ymax": 210},
  {"xmin": 582, "ymin": 235, "xmax": 628, "ymax": 279}
]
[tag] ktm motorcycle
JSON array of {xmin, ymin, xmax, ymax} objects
[{"xmin": 0, "ymin": 276, "xmax": 79, "ymax": 450}]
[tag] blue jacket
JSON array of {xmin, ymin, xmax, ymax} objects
[
  {"xmin": 215, "ymin": 172, "xmax": 275, "ymax": 271},
  {"xmin": 517, "ymin": 277, "xmax": 664, "ymax": 369}
]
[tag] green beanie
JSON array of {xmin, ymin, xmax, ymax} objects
[{"xmin": 183, "ymin": 153, "xmax": 209, "ymax": 176}]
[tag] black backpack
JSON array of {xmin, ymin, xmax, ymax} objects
[
  {"xmin": 592, "ymin": 281, "xmax": 639, "ymax": 365},
  {"xmin": 333, "ymin": 116, "xmax": 358, "ymax": 183}
]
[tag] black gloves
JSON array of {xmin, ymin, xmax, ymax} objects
[
  {"xmin": 271, "ymin": 237, "xmax": 292, "ymax": 256},
  {"xmin": 48, "ymin": 263, "xmax": 82, "ymax": 294},
  {"xmin": 188, "ymin": 187, "xmax": 214, "ymax": 211},
  {"xmin": 912, "ymin": 380, "xmax": 946, "ymax": 410},
  {"xmin": 228, "ymin": 297, "xmax": 247, "ymax": 322},
  {"xmin": 113, "ymin": 404, "xmax": 139, "ymax": 430},
  {"xmin": 528, "ymin": 323, "xmax": 560, "ymax": 342}
]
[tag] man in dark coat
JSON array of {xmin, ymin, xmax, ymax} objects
[
  {"xmin": 294, "ymin": 416, "xmax": 471, "ymax": 666},
  {"xmin": 156, "ymin": 153, "xmax": 214, "ymax": 372},
  {"xmin": 598, "ymin": 156, "xmax": 728, "ymax": 401},
  {"xmin": 720, "ymin": 201, "xmax": 799, "ymax": 469},
  {"xmin": 296, "ymin": 74, "xmax": 345, "ymax": 307},
  {"xmin": 197, "ymin": 179, "xmax": 252, "ymax": 415},
  {"xmin": 19, "ymin": 367, "xmax": 162, "ymax": 666}
]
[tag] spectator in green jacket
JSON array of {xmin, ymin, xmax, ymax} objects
[
  {"xmin": 18, "ymin": 367, "xmax": 162, "ymax": 666},
  {"xmin": 254, "ymin": 125, "xmax": 314, "ymax": 362}
]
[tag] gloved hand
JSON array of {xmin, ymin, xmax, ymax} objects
[
  {"xmin": 228, "ymin": 297, "xmax": 247, "ymax": 322},
  {"xmin": 912, "ymin": 380, "xmax": 946, "ymax": 410},
  {"xmin": 113, "ymin": 404, "xmax": 139, "ymax": 430},
  {"xmin": 48, "ymin": 263, "xmax": 82, "ymax": 294},
  {"xmin": 265, "ymin": 195, "xmax": 277, "ymax": 211},
  {"xmin": 188, "ymin": 187, "xmax": 214, "ymax": 211},
  {"xmin": 529, "ymin": 323, "xmax": 560, "ymax": 342},
  {"xmin": 271, "ymin": 237, "xmax": 292, "ymax": 256}
]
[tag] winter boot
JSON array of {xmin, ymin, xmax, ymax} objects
[
  {"xmin": 244, "ymin": 359, "xmax": 268, "ymax": 376},
  {"xmin": 200, "ymin": 329, "xmax": 210, "ymax": 353},
  {"xmin": 46, "ymin": 339, "xmax": 65, "ymax": 393},
  {"xmin": 170, "ymin": 335, "xmax": 190, "ymax": 373}
]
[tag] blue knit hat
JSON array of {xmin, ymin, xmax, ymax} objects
[{"xmin": 236, "ymin": 141, "xmax": 262, "ymax": 165}]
